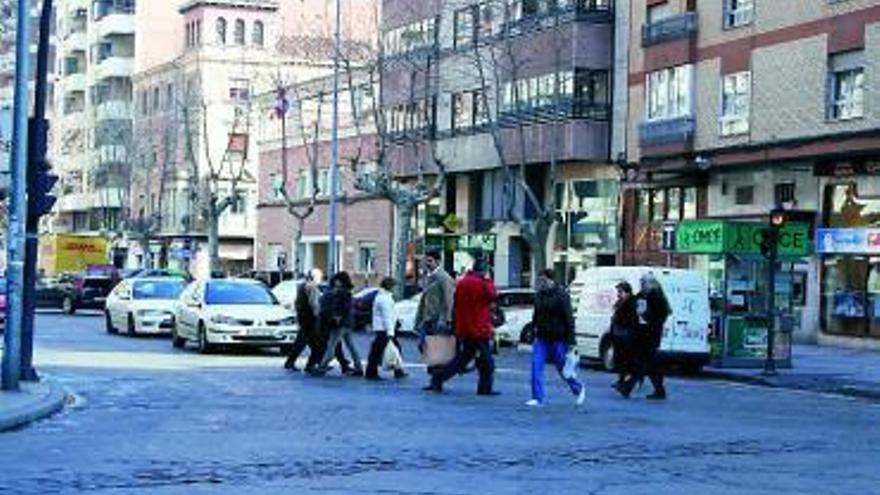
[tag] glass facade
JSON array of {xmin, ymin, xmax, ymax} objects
[{"xmin": 821, "ymin": 182, "xmax": 880, "ymax": 339}]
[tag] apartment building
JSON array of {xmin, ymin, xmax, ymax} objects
[
  {"xmin": 381, "ymin": 0, "xmax": 615, "ymax": 287},
  {"xmin": 129, "ymin": 0, "xmax": 378, "ymax": 278},
  {"xmin": 622, "ymin": 0, "xmax": 880, "ymax": 346},
  {"xmin": 255, "ymin": 69, "xmax": 392, "ymax": 282},
  {"xmin": 52, "ymin": 0, "xmax": 134, "ymax": 259}
]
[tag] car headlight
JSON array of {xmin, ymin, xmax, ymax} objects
[
  {"xmin": 211, "ymin": 314, "xmax": 238, "ymax": 325},
  {"xmin": 278, "ymin": 316, "xmax": 296, "ymax": 326}
]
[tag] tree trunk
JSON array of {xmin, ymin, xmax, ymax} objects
[
  {"xmin": 393, "ymin": 203, "xmax": 415, "ymax": 299},
  {"xmin": 139, "ymin": 238, "xmax": 151, "ymax": 269},
  {"xmin": 207, "ymin": 207, "xmax": 221, "ymax": 275},
  {"xmin": 528, "ymin": 219, "xmax": 552, "ymax": 285},
  {"xmin": 294, "ymin": 216, "xmax": 305, "ymax": 277}
]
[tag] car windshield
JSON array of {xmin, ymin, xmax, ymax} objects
[
  {"xmin": 205, "ymin": 281, "xmax": 277, "ymax": 305},
  {"xmin": 133, "ymin": 280, "xmax": 186, "ymax": 300}
]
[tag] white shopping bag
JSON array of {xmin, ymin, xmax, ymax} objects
[{"xmin": 562, "ymin": 348, "xmax": 579, "ymax": 380}]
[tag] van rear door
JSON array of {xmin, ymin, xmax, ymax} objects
[{"xmin": 654, "ymin": 271, "xmax": 710, "ymax": 356}]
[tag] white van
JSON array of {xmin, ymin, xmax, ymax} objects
[{"xmin": 570, "ymin": 267, "xmax": 711, "ymax": 373}]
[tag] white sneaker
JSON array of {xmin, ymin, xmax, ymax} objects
[
  {"xmin": 525, "ymin": 399, "xmax": 542, "ymax": 407},
  {"xmin": 576, "ymin": 388, "xmax": 586, "ymax": 406}
]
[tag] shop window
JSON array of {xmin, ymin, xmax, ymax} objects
[
  {"xmin": 828, "ymin": 50, "xmax": 865, "ymax": 121},
  {"xmin": 650, "ymin": 189, "xmax": 665, "ymax": 222},
  {"xmin": 683, "ymin": 187, "xmax": 697, "ymax": 219},
  {"xmin": 735, "ymin": 185, "xmax": 754, "ymax": 206},
  {"xmin": 637, "ymin": 190, "xmax": 651, "ymax": 222},
  {"xmin": 667, "ymin": 187, "xmax": 682, "ymax": 221}
]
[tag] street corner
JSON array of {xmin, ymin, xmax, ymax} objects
[{"xmin": 0, "ymin": 380, "xmax": 70, "ymax": 433}]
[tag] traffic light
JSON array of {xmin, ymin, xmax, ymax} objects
[
  {"xmin": 770, "ymin": 208, "xmax": 789, "ymax": 228},
  {"xmin": 27, "ymin": 117, "xmax": 57, "ymax": 218}
]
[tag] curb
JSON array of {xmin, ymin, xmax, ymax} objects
[
  {"xmin": 703, "ymin": 369, "xmax": 880, "ymax": 402},
  {"xmin": 0, "ymin": 382, "xmax": 69, "ymax": 432}
]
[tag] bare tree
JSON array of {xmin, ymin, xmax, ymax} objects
[
  {"xmin": 269, "ymin": 80, "xmax": 322, "ymax": 276},
  {"xmin": 344, "ymin": 37, "xmax": 447, "ymax": 295},
  {"xmin": 469, "ymin": 1, "xmax": 573, "ymax": 282},
  {"xmin": 181, "ymin": 84, "xmax": 252, "ymax": 275}
]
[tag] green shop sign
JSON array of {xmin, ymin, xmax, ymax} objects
[{"xmin": 675, "ymin": 220, "xmax": 811, "ymax": 256}]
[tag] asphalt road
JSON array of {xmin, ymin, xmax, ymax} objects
[{"xmin": 0, "ymin": 311, "xmax": 878, "ymax": 494}]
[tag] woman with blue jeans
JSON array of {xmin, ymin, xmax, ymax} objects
[{"xmin": 526, "ymin": 269, "xmax": 586, "ymax": 407}]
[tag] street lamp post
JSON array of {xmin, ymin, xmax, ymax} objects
[
  {"xmin": 761, "ymin": 208, "xmax": 788, "ymax": 376},
  {"xmin": 3, "ymin": 0, "xmax": 33, "ymax": 391},
  {"xmin": 327, "ymin": 0, "xmax": 341, "ymax": 278}
]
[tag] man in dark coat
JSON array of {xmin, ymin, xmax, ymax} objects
[
  {"xmin": 625, "ymin": 272, "xmax": 672, "ymax": 400},
  {"xmin": 526, "ymin": 269, "xmax": 585, "ymax": 407},
  {"xmin": 314, "ymin": 272, "xmax": 363, "ymax": 376},
  {"xmin": 611, "ymin": 280, "xmax": 639, "ymax": 395},
  {"xmin": 424, "ymin": 259, "xmax": 498, "ymax": 395}
]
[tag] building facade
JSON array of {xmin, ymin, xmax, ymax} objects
[
  {"xmin": 52, "ymin": 0, "xmax": 135, "ymax": 258},
  {"xmin": 255, "ymin": 70, "xmax": 393, "ymax": 284},
  {"xmin": 622, "ymin": 0, "xmax": 880, "ymax": 346},
  {"xmin": 381, "ymin": 0, "xmax": 615, "ymax": 287}
]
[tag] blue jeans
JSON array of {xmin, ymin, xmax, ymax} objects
[{"xmin": 531, "ymin": 338, "xmax": 583, "ymax": 403}]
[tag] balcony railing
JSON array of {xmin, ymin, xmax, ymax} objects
[
  {"xmin": 641, "ymin": 12, "xmax": 698, "ymax": 47},
  {"xmin": 639, "ymin": 116, "xmax": 695, "ymax": 146}
]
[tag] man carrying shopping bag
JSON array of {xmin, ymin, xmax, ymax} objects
[
  {"xmin": 415, "ymin": 251, "xmax": 456, "ymax": 373},
  {"xmin": 526, "ymin": 269, "xmax": 586, "ymax": 407},
  {"xmin": 366, "ymin": 277, "xmax": 407, "ymax": 380}
]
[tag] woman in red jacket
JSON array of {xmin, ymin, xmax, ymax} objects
[{"xmin": 424, "ymin": 259, "xmax": 499, "ymax": 396}]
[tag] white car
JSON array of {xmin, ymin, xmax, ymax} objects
[
  {"xmin": 272, "ymin": 279, "xmax": 301, "ymax": 310},
  {"xmin": 173, "ymin": 278, "xmax": 298, "ymax": 354},
  {"xmin": 494, "ymin": 289, "xmax": 535, "ymax": 345},
  {"xmin": 105, "ymin": 277, "xmax": 188, "ymax": 336}
]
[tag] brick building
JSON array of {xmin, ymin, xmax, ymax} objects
[{"xmin": 620, "ymin": 0, "xmax": 880, "ymax": 346}]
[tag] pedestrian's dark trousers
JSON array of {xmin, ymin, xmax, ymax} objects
[
  {"xmin": 431, "ymin": 338, "xmax": 494, "ymax": 394},
  {"xmin": 366, "ymin": 331, "xmax": 391, "ymax": 377},
  {"xmin": 286, "ymin": 325, "xmax": 313, "ymax": 366},
  {"xmin": 635, "ymin": 331, "xmax": 664, "ymax": 392},
  {"xmin": 307, "ymin": 327, "xmax": 350, "ymax": 371}
]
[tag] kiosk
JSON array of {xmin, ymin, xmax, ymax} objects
[{"xmin": 674, "ymin": 220, "xmax": 811, "ymax": 368}]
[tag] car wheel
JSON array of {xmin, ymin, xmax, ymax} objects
[
  {"xmin": 105, "ymin": 312, "xmax": 117, "ymax": 334},
  {"xmin": 519, "ymin": 323, "xmax": 535, "ymax": 345},
  {"xmin": 600, "ymin": 339, "xmax": 615, "ymax": 372},
  {"xmin": 62, "ymin": 296, "xmax": 75, "ymax": 315},
  {"xmin": 127, "ymin": 314, "xmax": 137, "ymax": 336},
  {"xmin": 171, "ymin": 321, "xmax": 186, "ymax": 349},
  {"xmin": 197, "ymin": 323, "xmax": 214, "ymax": 354}
]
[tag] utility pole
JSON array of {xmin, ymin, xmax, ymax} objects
[
  {"xmin": 21, "ymin": 0, "xmax": 57, "ymax": 381},
  {"xmin": 761, "ymin": 209, "xmax": 787, "ymax": 377},
  {"xmin": 327, "ymin": 0, "xmax": 341, "ymax": 279},
  {"xmin": 3, "ymin": 0, "xmax": 33, "ymax": 391}
]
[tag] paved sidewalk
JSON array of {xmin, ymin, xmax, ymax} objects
[
  {"xmin": 0, "ymin": 381, "xmax": 69, "ymax": 432},
  {"xmin": 705, "ymin": 344, "xmax": 880, "ymax": 401}
]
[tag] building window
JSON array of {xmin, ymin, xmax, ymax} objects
[
  {"xmin": 454, "ymin": 7, "xmax": 475, "ymax": 49},
  {"xmin": 720, "ymin": 71, "xmax": 751, "ymax": 136},
  {"xmin": 230, "ymin": 190, "xmax": 246, "ymax": 214},
  {"xmin": 667, "ymin": 187, "xmax": 682, "ymax": 221},
  {"xmin": 216, "ymin": 17, "xmax": 227, "ymax": 45},
  {"xmin": 152, "ymin": 87, "xmax": 160, "ymax": 110},
  {"xmin": 358, "ymin": 242, "xmax": 377, "ymax": 273},
  {"xmin": 646, "ymin": 65, "xmax": 692, "ymax": 121},
  {"xmin": 228, "ymin": 78, "xmax": 251, "ymax": 102},
  {"xmin": 252, "ymin": 21, "xmax": 264, "ymax": 47},
  {"xmin": 165, "ymin": 83, "xmax": 174, "ymax": 109},
  {"xmin": 683, "ymin": 187, "xmax": 697, "ymax": 219},
  {"xmin": 234, "ymin": 19, "xmax": 246, "ymax": 46},
  {"xmin": 650, "ymin": 189, "xmax": 664, "ymax": 222},
  {"xmin": 735, "ymin": 185, "xmax": 754, "ymax": 206},
  {"xmin": 451, "ymin": 92, "xmax": 474, "ymax": 133},
  {"xmin": 828, "ymin": 50, "xmax": 865, "ymax": 121},
  {"xmin": 296, "ymin": 169, "xmax": 310, "ymax": 199},
  {"xmin": 381, "ymin": 17, "xmax": 437, "ymax": 57},
  {"xmin": 775, "ymin": 182, "xmax": 796, "ymax": 206},
  {"xmin": 647, "ymin": 2, "xmax": 673, "ymax": 23},
  {"xmin": 195, "ymin": 20, "xmax": 202, "ymax": 45},
  {"xmin": 723, "ymin": 0, "xmax": 754, "ymax": 29}
]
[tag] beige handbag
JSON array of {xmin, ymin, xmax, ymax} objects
[{"xmin": 423, "ymin": 335, "xmax": 456, "ymax": 367}]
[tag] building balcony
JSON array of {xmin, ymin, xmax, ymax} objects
[
  {"xmin": 95, "ymin": 13, "xmax": 135, "ymax": 38},
  {"xmin": 95, "ymin": 100, "xmax": 132, "ymax": 122},
  {"xmin": 638, "ymin": 116, "xmax": 695, "ymax": 146},
  {"xmin": 64, "ymin": 31, "xmax": 87, "ymax": 53},
  {"xmin": 93, "ymin": 56, "xmax": 134, "ymax": 81},
  {"xmin": 64, "ymin": 73, "xmax": 87, "ymax": 94},
  {"xmin": 641, "ymin": 12, "xmax": 698, "ymax": 47}
]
